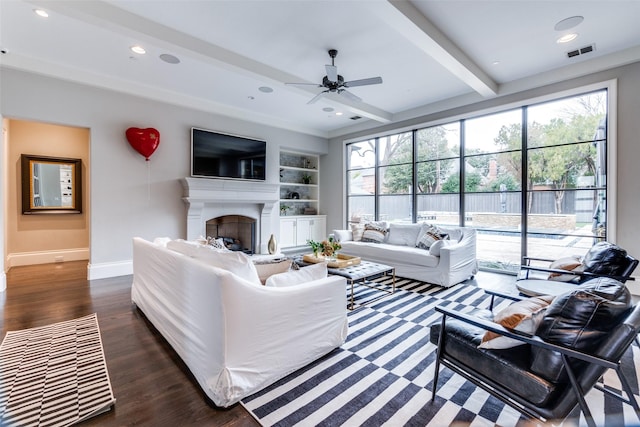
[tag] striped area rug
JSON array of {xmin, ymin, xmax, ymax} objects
[
  {"xmin": 242, "ymin": 277, "xmax": 640, "ymax": 426},
  {"xmin": 0, "ymin": 313, "xmax": 116, "ymax": 427}
]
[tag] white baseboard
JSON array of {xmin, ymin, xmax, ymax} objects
[
  {"xmin": 87, "ymin": 260, "xmax": 132, "ymax": 280},
  {"xmin": 7, "ymin": 248, "xmax": 89, "ymax": 268}
]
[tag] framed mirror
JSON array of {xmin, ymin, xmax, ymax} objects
[{"xmin": 21, "ymin": 154, "xmax": 82, "ymax": 214}]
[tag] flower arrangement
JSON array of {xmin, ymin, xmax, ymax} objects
[{"xmin": 308, "ymin": 236, "xmax": 341, "ymax": 258}]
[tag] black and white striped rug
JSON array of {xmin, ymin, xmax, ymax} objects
[
  {"xmin": 0, "ymin": 313, "xmax": 116, "ymax": 426},
  {"xmin": 242, "ymin": 277, "xmax": 640, "ymax": 426}
]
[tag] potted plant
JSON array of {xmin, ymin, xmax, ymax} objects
[
  {"xmin": 280, "ymin": 204, "xmax": 290, "ymax": 216},
  {"xmin": 301, "ymin": 173, "xmax": 312, "ymax": 185}
]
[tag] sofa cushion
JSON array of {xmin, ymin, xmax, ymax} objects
[
  {"xmin": 189, "ymin": 245, "xmax": 262, "ymax": 286},
  {"xmin": 386, "ymin": 223, "xmax": 423, "ymax": 246},
  {"xmin": 530, "ymin": 277, "xmax": 632, "ymax": 382},
  {"xmin": 361, "ymin": 222, "xmax": 388, "ymax": 243},
  {"xmin": 265, "ymin": 262, "xmax": 327, "ymax": 287},
  {"xmin": 479, "ymin": 296, "xmax": 553, "ymax": 349},
  {"xmin": 167, "ymin": 239, "xmax": 203, "ymax": 257}
]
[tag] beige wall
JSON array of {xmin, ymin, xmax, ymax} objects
[{"xmin": 6, "ymin": 119, "xmax": 90, "ymax": 265}]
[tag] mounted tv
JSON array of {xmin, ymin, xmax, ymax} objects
[{"xmin": 191, "ymin": 127, "xmax": 266, "ymax": 181}]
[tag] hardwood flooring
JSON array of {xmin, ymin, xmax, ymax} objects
[
  {"xmin": 2, "ymin": 262, "xmax": 260, "ymax": 427},
  {"xmin": 1, "ymin": 262, "xmax": 515, "ymax": 426}
]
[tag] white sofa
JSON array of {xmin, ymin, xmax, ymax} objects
[
  {"xmin": 130, "ymin": 237, "xmax": 348, "ymax": 407},
  {"xmin": 333, "ymin": 223, "xmax": 478, "ymax": 287}
]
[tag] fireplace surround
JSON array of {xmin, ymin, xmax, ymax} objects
[{"xmin": 181, "ymin": 178, "xmax": 279, "ymax": 254}]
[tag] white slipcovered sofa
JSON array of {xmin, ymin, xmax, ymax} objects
[
  {"xmin": 333, "ymin": 223, "xmax": 478, "ymax": 287},
  {"xmin": 131, "ymin": 237, "xmax": 348, "ymax": 407}
]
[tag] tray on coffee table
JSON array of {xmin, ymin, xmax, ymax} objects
[{"xmin": 302, "ymin": 253, "xmax": 361, "ymax": 268}]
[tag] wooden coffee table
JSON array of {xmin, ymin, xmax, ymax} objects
[{"xmin": 294, "ymin": 256, "xmax": 395, "ymax": 310}]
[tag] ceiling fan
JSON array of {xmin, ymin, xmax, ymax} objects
[{"xmin": 286, "ymin": 49, "xmax": 383, "ymax": 105}]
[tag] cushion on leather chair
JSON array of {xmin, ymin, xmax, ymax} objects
[
  {"xmin": 530, "ymin": 277, "xmax": 632, "ymax": 382},
  {"xmin": 582, "ymin": 242, "xmax": 629, "ymax": 277},
  {"xmin": 430, "ymin": 308, "xmax": 560, "ymax": 406}
]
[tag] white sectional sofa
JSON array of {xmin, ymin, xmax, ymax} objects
[
  {"xmin": 131, "ymin": 237, "xmax": 348, "ymax": 407},
  {"xmin": 333, "ymin": 223, "xmax": 478, "ymax": 287}
]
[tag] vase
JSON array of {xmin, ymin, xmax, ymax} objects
[{"xmin": 268, "ymin": 234, "xmax": 277, "ymax": 254}]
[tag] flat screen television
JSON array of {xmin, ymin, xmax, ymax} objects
[{"xmin": 191, "ymin": 127, "xmax": 266, "ymax": 181}]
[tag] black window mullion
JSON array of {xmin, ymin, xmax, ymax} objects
[
  {"xmin": 460, "ymin": 119, "xmax": 466, "ymax": 227},
  {"xmin": 521, "ymin": 107, "xmax": 528, "ymax": 265}
]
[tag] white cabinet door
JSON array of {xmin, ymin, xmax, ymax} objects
[
  {"xmin": 309, "ymin": 216, "xmax": 326, "ymax": 242},
  {"xmin": 295, "ymin": 217, "xmax": 315, "ymax": 245},
  {"xmin": 279, "ymin": 218, "xmax": 297, "ymax": 248}
]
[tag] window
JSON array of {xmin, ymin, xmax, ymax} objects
[{"xmin": 345, "ymin": 88, "xmax": 609, "ymax": 273}]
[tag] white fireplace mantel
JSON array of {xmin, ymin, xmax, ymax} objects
[{"xmin": 181, "ymin": 177, "xmax": 280, "ymax": 253}]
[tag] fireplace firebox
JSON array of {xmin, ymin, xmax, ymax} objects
[{"xmin": 206, "ymin": 215, "xmax": 256, "ymax": 254}]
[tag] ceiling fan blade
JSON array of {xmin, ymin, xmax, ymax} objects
[
  {"xmin": 344, "ymin": 76, "xmax": 383, "ymax": 88},
  {"xmin": 339, "ymin": 89, "xmax": 362, "ymax": 102},
  {"xmin": 325, "ymin": 65, "xmax": 338, "ymax": 82},
  {"xmin": 307, "ymin": 90, "xmax": 328, "ymax": 105},
  {"xmin": 285, "ymin": 82, "xmax": 323, "ymax": 87}
]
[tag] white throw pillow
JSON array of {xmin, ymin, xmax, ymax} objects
[
  {"xmin": 153, "ymin": 237, "xmax": 172, "ymax": 247},
  {"xmin": 191, "ymin": 246, "xmax": 261, "ymax": 285},
  {"xmin": 478, "ymin": 296, "xmax": 553, "ymax": 349},
  {"xmin": 548, "ymin": 255, "xmax": 584, "ymax": 282},
  {"xmin": 333, "ymin": 229, "xmax": 353, "ymax": 242},
  {"xmin": 265, "ymin": 263, "xmax": 327, "ymax": 287},
  {"xmin": 415, "ymin": 224, "xmax": 449, "ymax": 249},
  {"xmin": 361, "ymin": 222, "xmax": 388, "ymax": 243},
  {"xmin": 167, "ymin": 239, "xmax": 202, "ymax": 257},
  {"xmin": 350, "ymin": 223, "xmax": 365, "ymax": 241},
  {"xmin": 386, "ymin": 223, "xmax": 423, "ymax": 246}
]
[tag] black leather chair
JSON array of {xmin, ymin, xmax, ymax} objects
[
  {"xmin": 430, "ymin": 278, "xmax": 640, "ymax": 427},
  {"xmin": 519, "ymin": 241, "xmax": 638, "ymax": 284}
]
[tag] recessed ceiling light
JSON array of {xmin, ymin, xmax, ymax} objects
[
  {"xmin": 258, "ymin": 86, "xmax": 273, "ymax": 93},
  {"xmin": 33, "ymin": 9, "xmax": 49, "ymax": 18},
  {"xmin": 557, "ymin": 33, "xmax": 578, "ymax": 44},
  {"xmin": 492, "ymin": 60, "xmax": 501, "ymax": 66},
  {"xmin": 130, "ymin": 45, "xmax": 146, "ymax": 55},
  {"xmin": 159, "ymin": 53, "xmax": 180, "ymax": 64},
  {"xmin": 554, "ymin": 16, "xmax": 584, "ymax": 31},
  {"xmin": 335, "ymin": 112, "xmax": 343, "ymax": 116},
  {"xmin": 322, "ymin": 107, "xmax": 334, "ymax": 112}
]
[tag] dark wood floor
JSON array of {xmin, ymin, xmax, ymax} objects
[
  {"xmin": 2, "ymin": 261, "xmax": 260, "ymax": 427},
  {"xmin": 1, "ymin": 262, "xmax": 515, "ymax": 426}
]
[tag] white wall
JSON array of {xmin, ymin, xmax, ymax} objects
[
  {"xmin": 323, "ymin": 61, "xmax": 640, "ymax": 269},
  {"xmin": 1, "ymin": 68, "xmax": 328, "ymax": 280}
]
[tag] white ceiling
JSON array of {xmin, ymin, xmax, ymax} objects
[{"xmin": 2, "ymin": 0, "xmax": 639, "ymax": 138}]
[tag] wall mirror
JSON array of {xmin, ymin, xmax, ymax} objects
[{"xmin": 21, "ymin": 154, "xmax": 82, "ymax": 214}]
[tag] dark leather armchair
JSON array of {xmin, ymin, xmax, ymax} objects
[
  {"xmin": 515, "ymin": 242, "xmax": 638, "ymax": 298},
  {"xmin": 430, "ymin": 278, "xmax": 640, "ymax": 427}
]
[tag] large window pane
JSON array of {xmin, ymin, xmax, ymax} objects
[
  {"xmin": 416, "ymin": 194, "xmax": 459, "ymax": 226},
  {"xmin": 345, "ymin": 88, "xmax": 609, "ymax": 277},
  {"xmin": 379, "ymin": 132, "xmax": 412, "ymax": 166},
  {"xmin": 417, "ymin": 123, "xmax": 459, "ymax": 161},
  {"xmin": 379, "ymin": 164, "xmax": 412, "ymax": 194},
  {"xmin": 347, "ymin": 140, "xmax": 375, "ymax": 169},
  {"xmin": 348, "ymin": 196, "xmax": 374, "ymax": 223},
  {"xmin": 465, "ymin": 110, "xmax": 522, "ymax": 154},
  {"xmin": 348, "ymin": 169, "xmax": 375, "ymax": 195},
  {"xmin": 379, "ymin": 195, "xmax": 412, "ymax": 222}
]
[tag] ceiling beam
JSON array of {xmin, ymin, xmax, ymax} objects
[
  {"xmin": 385, "ymin": 0, "xmax": 498, "ymax": 97},
  {"xmin": 27, "ymin": 0, "xmax": 392, "ymax": 124}
]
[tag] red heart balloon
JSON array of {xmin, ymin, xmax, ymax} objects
[{"xmin": 126, "ymin": 127, "xmax": 160, "ymax": 161}]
